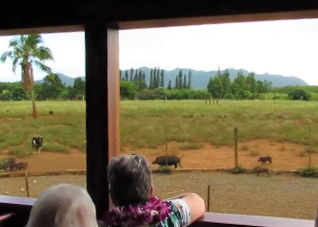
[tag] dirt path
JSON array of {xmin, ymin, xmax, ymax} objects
[
  {"xmin": 0, "ymin": 140, "xmax": 316, "ymax": 173},
  {"xmin": 0, "ymin": 149, "xmax": 85, "ymax": 172}
]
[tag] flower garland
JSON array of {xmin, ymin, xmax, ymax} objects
[{"xmin": 101, "ymin": 197, "xmax": 172, "ymax": 227}]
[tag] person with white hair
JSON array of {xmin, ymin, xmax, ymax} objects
[
  {"xmin": 26, "ymin": 184, "xmax": 98, "ymax": 227},
  {"xmin": 100, "ymin": 154, "xmax": 205, "ymax": 227}
]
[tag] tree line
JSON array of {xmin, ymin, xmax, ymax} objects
[
  {"xmin": 206, "ymin": 69, "xmax": 273, "ymax": 100},
  {"xmin": 0, "ymin": 74, "xmax": 85, "ymax": 101},
  {"xmin": 1, "ymin": 67, "xmax": 317, "ymax": 101},
  {"xmin": 119, "ymin": 68, "xmax": 274, "ymax": 100}
]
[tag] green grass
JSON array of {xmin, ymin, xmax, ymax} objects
[{"xmin": 0, "ymin": 100, "xmax": 318, "ymax": 156}]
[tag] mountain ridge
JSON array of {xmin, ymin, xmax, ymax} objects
[{"xmin": 35, "ymin": 68, "xmax": 308, "ymax": 88}]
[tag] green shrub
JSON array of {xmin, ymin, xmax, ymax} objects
[
  {"xmin": 159, "ymin": 166, "xmax": 172, "ymax": 174},
  {"xmin": 298, "ymin": 166, "xmax": 318, "ymax": 178},
  {"xmin": 224, "ymin": 93, "xmax": 234, "ymax": 100},
  {"xmin": 42, "ymin": 143, "xmax": 70, "ymax": 153},
  {"xmin": 8, "ymin": 147, "xmax": 32, "ymax": 157},
  {"xmin": 231, "ymin": 165, "xmax": 245, "ymax": 174},
  {"xmin": 0, "ymin": 158, "xmax": 7, "ymax": 172}
]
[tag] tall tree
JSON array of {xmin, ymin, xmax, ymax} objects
[
  {"xmin": 120, "ymin": 70, "xmax": 123, "ymax": 81},
  {"xmin": 142, "ymin": 71, "xmax": 146, "ymax": 87},
  {"xmin": 153, "ymin": 67, "xmax": 157, "ymax": 88},
  {"xmin": 167, "ymin": 80, "xmax": 172, "ymax": 90},
  {"xmin": 245, "ymin": 72, "xmax": 256, "ymax": 93},
  {"xmin": 124, "ymin": 70, "xmax": 129, "ymax": 81},
  {"xmin": 149, "ymin": 69, "xmax": 154, "ymax": 89},
  {"xmin": 188, "ymin": 70, "xmax": 192, "ymax": 89},
  {"xmin": 133, "ymin": 70, "xmax": 138, "ymax": 81},
  {"xmin": 220, "ymin": 69, "xmax": 231, "ymax": 97},
  {"xmin": 73, "ymin": 77, "xmax": 85, "ymax": 100},
  {"xmin": 207, "ymin": 76, "xmax": 223, "ymax": 102},
  {"xmin": 183, "ymin": 74, "xmax": 187, "ymax": 89},
  {"xmin": 137, "ymin": 70, "xmax": 143, "ymax": 81},
  {"xmin": 149, "ymin": 74, "xmax": 154, "ymax": 89},
  {"xmin": 129, "ymin": 68, "xmax": 134, "ymax": 81},
  {"xmin": 0, "ymin": 34, "xmax": 54, "ymax": 117},
  {"xmin": 160, "ymin": 70, "xmax": 164, "ymax": 87},
  {"xmin": 177, "ymin": 70, "xmax": 183, "ymax": 89},
  {"xmin": 42, "ymin": 74, "xmax": 65, "ymax": 99},
  {"xmin": 175, "ymin": 75, "xmax": 178, "ymax": 89}
]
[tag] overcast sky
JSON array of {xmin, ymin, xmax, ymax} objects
[{"xmin": 0, "ymin": 18, "xmax": 317, "ymax": 85}]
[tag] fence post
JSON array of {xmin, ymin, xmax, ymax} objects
[
  {"xmin": 308, "ymin": 127, "xmax": 312, "ymax": 167},
  {"xmin": 234, "ymin": 128, "xmax": 238, "ymax": 168},
  {"xmin": 207, "ymin": 185, "xmax": 210, "ymax": 212},
  {"xmin": 24, "ymin": 171, "xmax": 30, "ymax": 197},
  {"xmin": 165, "ymin": 127, "xmax": 168, "ymax": 166}
]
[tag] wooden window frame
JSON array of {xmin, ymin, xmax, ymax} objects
[{"xmin": 0, "ymin": 8, "xmax": 317, "ymax": 227}]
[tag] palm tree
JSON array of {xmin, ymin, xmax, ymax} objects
[{"xmin": 0, "ymin": 34, "xmax": 54, "ymax": 117}]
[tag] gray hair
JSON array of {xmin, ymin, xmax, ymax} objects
[
  {"xmin": 108, "ymin": 154, "xmax": 152, "ymax": 206},
  {"xmin": 26, "ymin": 184, "xmax": 98, "ymax": 227}
]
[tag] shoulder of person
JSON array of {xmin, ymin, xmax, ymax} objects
[{"xmin": 167, "ymin": 199, "xmax": 191, "ymax": 226}]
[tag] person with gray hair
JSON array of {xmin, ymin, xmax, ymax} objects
[
  {"xmin": 100, "ymin": 154, "xmax": 205, "ymax": 227},
  {"xmin": 26, "ymin": 184, "xmax": 99, "ymax": 227}
]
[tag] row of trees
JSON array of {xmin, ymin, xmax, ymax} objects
[
  {"xmin": 120, "ymin": 68, "xmax": 192, "ymax": 90},
  {"xmin": 1, "ymin": 67, "xmax": 315, "ymax": 102},
  {"xmin": 0, "ymin": 75, "xmax": 85, "ymax": 101},
  {"xmin": 119, "ymin": 68, "xmax": 274, "ymax": 100},
  {"xmin": 207, "ymin": 69, "xmax": 273, "ymax": 100}
]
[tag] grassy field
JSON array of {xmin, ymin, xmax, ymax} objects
[
  {"xmin": 0, "ymin": 100, "xmax": 318, "ymax": 171},
  {"xmin": 0, "ymin": 172, "xmax": 317, "ymax": 220}
]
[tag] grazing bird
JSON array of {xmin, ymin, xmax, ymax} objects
[
  {"xmin": 257, "ymin": 156, "xmax": 272, "ymax": 165},
  {"xmin": 32, "ymin": 136, "xmax": 43, "ymax": 154}
]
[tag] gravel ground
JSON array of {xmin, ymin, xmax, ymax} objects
[{"xmin": 0, "ymin": 172, "xmax": 317, "ymax": 220}]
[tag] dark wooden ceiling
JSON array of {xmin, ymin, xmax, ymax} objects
[{"xmin": 3, "ymin": 0, "xmax": 318, "ymax": 34}]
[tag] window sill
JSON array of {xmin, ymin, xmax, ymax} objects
[{"xmin": 0, "ymin": 195, "xmax": 314, "ymax": 227}]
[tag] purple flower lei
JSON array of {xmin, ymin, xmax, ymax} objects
[{"xmin": 101, "ymin": 197, "xmax": 172, "ymax": 227}]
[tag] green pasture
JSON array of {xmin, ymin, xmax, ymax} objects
[{"xmin": 0, "ymin": 100, "xmax": 318, "ymax": 156}]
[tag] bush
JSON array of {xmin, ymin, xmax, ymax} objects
[
  {"xmin": 159, "ymin": 166, "xmax": 172, "ymax": 174},
  {"xmin": 8, "ymin": 147, "xmax": 32, "ymax": 157},
  {"xmin": 273, "ymin": 94, "xmax": 289, "ymax": 100},
  {"xmin": 224, "ymin": 93, "xmax": 234, "ymax": 100},
  {"xmin": 42, "ymin": 143, "xmax": 70, "ymax": 153},
  {"xmin": 231, "ymin": 165, "xmax": 245, "ymax": 174},
  {"xmin": 298, "ymin": 166, "xmax": 318, "ymax": 178},
  {"xmin": 0, "ymin": 159, "xmax": 7, "ymax": 173},
  {"xmin": 288, "ymin": 89, "xmax": 311, "ymax": 101}
]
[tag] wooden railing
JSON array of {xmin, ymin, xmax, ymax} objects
[{"xmin": 0, "ymin": 196, "xmax": 314, "ymax": 227}]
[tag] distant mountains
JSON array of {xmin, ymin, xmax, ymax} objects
[
  {"xmin": 36, "ymin": 73, "xmax": 84, "ymax": 86},
  {"xmin": 35, "ymin": 68, "xmax": 308, "ymax": 88}
]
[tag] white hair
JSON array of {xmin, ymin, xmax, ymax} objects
[{"xmin": 26, "ymin": 184, "xmax": 98, "ymax": 227}]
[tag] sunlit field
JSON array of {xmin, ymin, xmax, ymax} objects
[{"xmin": 1, "ymin": 100, "xmax": 318, "ymax": 220}]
